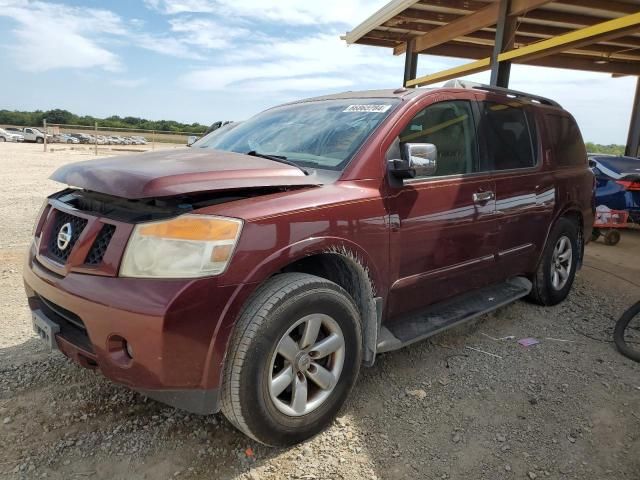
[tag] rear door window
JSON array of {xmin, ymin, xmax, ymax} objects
[
  {"xmin": 399, "ymin": 100, "xmax": 478, "ymax": 178},
  {"xmin": 544, "ymin": 114, "xmax": 586, "ymax": 167},
  {"xmin": 478, "ymin": 101, "xmax": 537, "ymax": 171}
]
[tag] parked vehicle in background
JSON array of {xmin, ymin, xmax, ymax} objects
[
  {"xmin": 0, "ymin": 127, "xmax": 24, "ymax": 142},
  {"xmin": 5, "ymin": 127, "xmax": 51, "ymax": 143},
  {"xmin": 589, "ymin": 154, "xmax": 640, "ymax": 223},
  {"xmin": 54, "ymin": 134, "xmax": 80, "ymax": 144},
  {"xmin": 24, "ymin": 82, "xmax": 594, "ymax": 447}
]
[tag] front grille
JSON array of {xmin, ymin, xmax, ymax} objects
[
  {"xmin": 34, "ymin": 295, "xmax": 94, "ymax": 353},
  {"xmin": 85, "ymin": 224, "xmax": 116, "ymax": 265},
  {"xmin": 48, "ymin": 211, "xmax": 88, "ymax": 263}
]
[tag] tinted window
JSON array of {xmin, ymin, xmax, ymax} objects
[
  {"xmin": 545, "ymin": 114, "xmax": 586, "ymax": 167},
  {"xmin": 399, "ymin": 100, "xmax": 477, "ymax": 178},
  {"xmin": 479, "ymin": 102, "xmax": 536, "ymax": 170}
]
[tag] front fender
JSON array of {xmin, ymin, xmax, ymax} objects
[{"xmin": 238, "ymin": 235, "xmax": 385, "ymax": 295}]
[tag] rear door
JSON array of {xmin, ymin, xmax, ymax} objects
[
  {"xmin": 476, "ymin": 98, "xmax": 552, "ymax": 278},
  {"xmin": 386, "ymin": 98, "xmax": 500, "ymax": 319}
]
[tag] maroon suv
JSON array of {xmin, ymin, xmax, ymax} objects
[{"xmin": 24, "ymin": 83, "xmax": 594, "ymax": 446}]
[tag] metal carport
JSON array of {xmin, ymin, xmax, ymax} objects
[{"xmin": 342, "ymin": 0, "xmax": 640, "ymax": 156}]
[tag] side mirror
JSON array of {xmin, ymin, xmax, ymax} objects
[
  {"xmin": 389, "ymin": 143, "xmax": 438, "ymax": 179},
  {"xmin": 187, "ymin": 135, "xmax": 198, "ymax": 147}
]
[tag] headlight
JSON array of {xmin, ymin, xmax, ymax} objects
[{"xmin": 120, "ymin": 214, "xmax": 243, "ymax": 278}]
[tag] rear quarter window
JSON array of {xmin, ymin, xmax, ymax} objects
[
  {"xmin": 478, "ymin": 101, "xmax": 537, "ymax": 171},
  {"xmin": 544, "ymin": 113, "xmax": 586, "ymax": 167}
]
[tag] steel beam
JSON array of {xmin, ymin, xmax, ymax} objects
[
  {"xmin": 407, "ymin": 12, "xmax": 640, "ymax": 87},
  {"xmin": 490, "ymin": 0, "xmax": 516, "ymax": 87},
  {"xmin": 403, "ymin": 39, "xmax": 418, "ymax": 87},
  {"xmin": 626, "ymin": 77, "xmax": 640, "ymax": 158}
]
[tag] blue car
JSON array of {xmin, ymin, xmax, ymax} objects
[{"xmin": 589, "ymin": 154, "xmax": 640, "ymax": 224}]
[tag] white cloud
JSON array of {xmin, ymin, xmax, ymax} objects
[
  {"xmin": 145, "ymin": 0, "xmax": 388, "ymax": 25},
  {"xmin": 179, "ymin": 33, "xmax": 452, "ymax": 94},
  {"xmin": 169, "ymin": 17, "xmax": 250, "ymax": 50},
  {"xmin": 0, "ymin": 0, "xmax": 125, "ymax": 72}
]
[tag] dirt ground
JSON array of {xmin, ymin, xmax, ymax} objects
[{"xmin": 1, "ymin": 143, "xmax": 639, "ymax": 480}]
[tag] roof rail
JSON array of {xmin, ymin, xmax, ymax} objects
[{"xmin": 442, "ymin": 79, "xmax": 561, "ymax": 108}]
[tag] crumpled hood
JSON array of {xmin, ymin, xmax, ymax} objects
[{"xmin": 51, "ymin": 148, "xmax": 321, "ymax": 199}]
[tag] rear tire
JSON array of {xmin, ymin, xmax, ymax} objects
[
  {"xmin": 221, "ymin": 273, "xmax": 362, "ymax": 446},
  {"xmin": 604, "ymin": 229, "xmax": 621, "ymax": 246},
  {"xmin": 528, "ymin": 217, "xmax": 579, "ymax": 306},
  {"xmin": 0, "ymin": 137, "xmax": 6, "ymax": 142},
  {"xmin": 36, "ymin": 137, "xmax": 44, "ymax": 144}
]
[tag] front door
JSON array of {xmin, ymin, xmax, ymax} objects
[{"xmin": 386, "ymin": 99, "xmax": 500, "ymax": 319}]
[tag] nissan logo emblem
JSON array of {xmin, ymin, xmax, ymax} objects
[{"xmin": 57, "ymin": 222, "xmax": 73, "ymax": 251}]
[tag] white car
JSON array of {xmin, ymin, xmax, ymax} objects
[{"xmin": 0, "ymin": 128, "xmax": 24, "ymax": 142}]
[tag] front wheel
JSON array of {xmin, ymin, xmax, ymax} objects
[
  {"xmin": 221, "ymin": 273, "xmax": 362, "ymax": 446},
  {"xmin": 528, "ymin": 217, "xmax": 579, "ymax": 306},
  {"xmin": 613, "ymin": 302, "xmax": 640, "ymax": 363}
]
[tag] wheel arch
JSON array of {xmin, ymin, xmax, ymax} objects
[
  {"xmin": 536, "ymin": 205, "xmax": 585, "ymax": 272},
  {"xmin": 204, "ymin": 238, "xmax": 384, "ymax": 391}
]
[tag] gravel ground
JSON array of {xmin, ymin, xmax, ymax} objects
[{"xmin": 1, "ymin": 143, "xmax": 639, "ymax": 480}]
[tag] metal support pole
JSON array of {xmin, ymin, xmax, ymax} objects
[
  {"xmin": 43, "ymin": 119, "xmax": 47, "ymax": 152},
  {"xmin": 403, "ymin": 39, "xmax": 418, "ymax": 87},
  {"xmin": 490, "ymin": 0, "xmax": 516, "ymax": 88},
  {"xmin": 94, "ymin": 122, "xmax": 98, "ymax": 155},
  {"xmin": 626, "ymin": 77, "xmax": 640, "ymax": 157},
  {"xmin": 152, "ymin": 130, "xmax": 155, "ymax": 151}
]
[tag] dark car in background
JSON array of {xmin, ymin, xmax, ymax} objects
[{"xmin": 589, "ymin": 154, "xmax": 640, "ymax": 223}]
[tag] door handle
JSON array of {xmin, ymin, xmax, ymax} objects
[{"xmin": 473, "ymin": 191, "xmax": 495, "ymax": 203}]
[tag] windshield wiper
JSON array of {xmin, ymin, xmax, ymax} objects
[{"xmin": 246, "ymin": 150, "xmax": 308, "ymax": 175}]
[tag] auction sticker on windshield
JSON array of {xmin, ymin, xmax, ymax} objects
[{"xmin": 343, "ymin": 105, "xmax": 392, "ymax": 113}]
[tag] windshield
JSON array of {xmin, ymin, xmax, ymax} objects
[
  {"xmin": 192, "ymin": 122, "xmax": 241, "ymax": 148},
  {"xmin": 200, "ymin": 99, "xmax": 399, "ymax": 170}
]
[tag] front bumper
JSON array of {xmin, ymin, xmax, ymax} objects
[{"xmin": 23, "ymin": 244, "xmax": 252, "ymax": 414}]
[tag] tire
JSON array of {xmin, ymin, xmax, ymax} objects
[
  {"xmin": 591, "ymin": 228, "xmax": 601, "ymax": 242},
  {"xmin": 604, "ymin": 229, "xmax": 621, "ymax": 246},
  {"xmin": 0, "ymin": 137, "xmax": 5, "ymax": 142},
  {"xmin": 36, "ymin": 137, "xmax": 44, "ymax": 144},
  {"xmin": 221, "ymin": 272, "xmax": 362, "ymax": 446},
  {"xmin": 528, "ymin": 216, "xmax": 579, "ymax": 306},
  {"xmin": 613, "ymin": 302, "xmax": 640, "ymax": 363}
]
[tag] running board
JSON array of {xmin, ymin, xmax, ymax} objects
[{"xmin": 376, "ymin": 277, "xmax": 532, "ymax": 353}]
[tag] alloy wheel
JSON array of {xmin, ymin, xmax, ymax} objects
[
  {"xmin": 269, "ymin": 313, "xmax": 345, "ymax": 417},
  {"xmin": 551, "ymin": 235, "xmax": 572, "ymax": 290}
]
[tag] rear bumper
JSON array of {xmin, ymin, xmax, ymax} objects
[{"xmin": 23, "ymin": 243, "xmax": 255, "ymax": 413}]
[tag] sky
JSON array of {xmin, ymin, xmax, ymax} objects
[{"xmin": 0, "ymin": 0, "xmax": 636, "ymax": 144}]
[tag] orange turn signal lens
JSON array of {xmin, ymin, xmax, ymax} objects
[{"xmin": 137, "ymin": 215, "xmax": 241, "ymax": 241}]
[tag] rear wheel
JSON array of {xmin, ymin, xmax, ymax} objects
[
  {"xmin": 36, "ymin": 137, "xmax": 44, "ymax": 144},
  {"xmin": 0, "ymin": 137, "xmax": 6, "ymax": 142},
  {"xmin": 604, "ymin": 229, "xmax": 621, "ymax": 246},
  {"xmin": 221, "ymin": 273, "xmax": 362, "ymax": 446},
  {"xmin": 528, "ymin": 217, "xmax": 579, "ymax": 306}
]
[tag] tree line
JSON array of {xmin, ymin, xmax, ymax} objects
[
  {"xmin": 0, "ymin": 109, "xmax": 209, "ymax": 134},
  {"xmin": 585, "ymin": 142, "xmax": 626, "ymax": 156}
]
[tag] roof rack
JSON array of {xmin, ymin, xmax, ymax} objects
[{"xmin": 442, "ymin": 79, "xmax": 561, "ymax": 108}]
